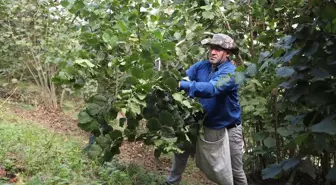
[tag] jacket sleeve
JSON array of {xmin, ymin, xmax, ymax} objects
[
  {"xmin": 179, "ymin": 69, "xmax": 237, "ymax": 98},
  {"xmin": 185, "ymin": 61, "xmax": 203, "ymax": 81}
]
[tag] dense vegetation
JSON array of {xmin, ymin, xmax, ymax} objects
[
  {"xmin": 0, "ymin": 110, "xmax": 174, "ymax": 185},
  {"xmin": 1, "ymin": 0, "xmax": 336, "ymax": 184}
]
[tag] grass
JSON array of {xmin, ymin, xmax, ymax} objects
[
  {"xmin": 0, "ymin": 81, "xmax": 198, "ymax": 185},
  {"xmin": 0, "ymin": 111, "xmax": 171, "ymax": 185}
]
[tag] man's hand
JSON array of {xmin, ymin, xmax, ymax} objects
[{"xmin": 178, "ymin": 77, "xmax": 190, "ymax": 89}]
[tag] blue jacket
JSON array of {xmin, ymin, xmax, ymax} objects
[{"xmin": 179, "ymin": 60, "xmax": 241, "ymax": 129}]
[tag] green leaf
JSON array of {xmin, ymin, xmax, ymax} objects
[
  {"xmin": 60, "ymin": 0, "xmax": 69, "ymax": 7},
  {"xmin": 127, "ymin": 118, "xmax": 139, "ymax": 130},
  {"xmin": 274, "ymin": 7, "xmax": 283, "ymax": 12},
  {"xmin": 182, "ymin": 100, "xmax": 192, "ymax": 108},
  {"xmin": 174, "ymin": 32, "xmax": 182, "ymax": 40},
  {"xmin": 311, "ymin": 114, "xmax": 336, "ymax": 135},
  {"xmin": 252, "ymin": 146, "xmax": 268, "ymax": 155},
  {"xmin": 96, "ymin": 135, "xmax": 111, "ymax": 148},
  {"xmin": 276, "ymin": 67, "xmax": 295, "ymax": 78},
  {"xmin": 69, "ymin": 0, "xmax": 85, "ymax": 13},
  {"xmin": 136, "ymin": 92, "xmax": 147, "ymax": 100},
  {"xmin": 304, "ymin": 41, "xmax": 318, "ymax": 56},
  {"xmin": 109, "ymin": 130, "xmax": 123, "ymax": 140},
  {"xmin": 216, "ymin": 75, "xmax": 231, "ymax": 88},
  {"xmin": 279, "ymin": 80, "xmax": 295, "ymax": 89},
  {"xmin": 306, "ymin": 93, "xmax": 329, "ymax": 106},
  {"xmin": 172, "ymin": 93, "xmax": 183, "ymax": 102},
  {"xmin": 159, "ymin": 111, "xmax": 175, "ymax": 126},
  {"xmin": 254, "ymin": 132, "xmax": 267, "ymax": 142},
  {"xmin": 129, "ymin": 102, "xmax": 141, "ymax": 115},
  {"xmin": 78, "ymin": 110, "xmax": 93, "ymax": 124},
  {"xmin": 234, "ymin": 72, "xmax": 246, "ymax": 85},
  {"xmin": 282, "ymin": 158, "xmax": 300, "ymax": 171},
  {"xmin": 282, "ymin": 50, "xmax": 299, "ymax": 63},
  {"xmin": 245, "ymin": 63, "xmax": 258, "ymax": 77},
  {"xmin": 235, "ymin": 65, "xmax": 246, "ymax": 72},
  {"xmin": 262, "ymin": 164, "xmax": 282, "ymax": 180},
  {"xmin": 311, "ymin": 68, "xmax": 329, "ymax": 78},
  {"xmin": 143, "ymin": 68, "xmax": 156, "ymax": 79},
  {"xmin": 152, "ymin": 42, "xmax": 161, "ymax": 53},
  {"xmin": 299, "ymin": 159, "xmax": 316, "ymax": 180},
  {"xmin": 108, "ymin": 36, "xmax": 118, "ymax": 47},
  {"xmin": 164, "ymin": 77, "xmax": 178, "ymax": 90},
  {"xmin": 277, "ymin": 127, "xmax": 293, "ymax": 137},
  {"xmin": 320, "ymin": 2, "xmax": 336, "ymax": 20},
  {"xmin": 103, "ymin": 147, "xmax": 115, "ymax": 162},
  {"xmin": 202, "ymin": 11, "xmax": 215, "ymax": 19},
  {"xmin": 264, "ymin": 136, "xmax": 276, "ymax": 148},
  {"xmin": 102, "ymin": 31, "xmax": 111, "ymax": 43},
  {"xmin": 78, "ymin": 119, "xmax": 99, "ymax": 132},
  {"xmin": 258, "ymin": 51, "xmax": 271, "ymax": 63},
  {"xmin": 125, "ymin": 76, "xmax": 138, "ymax": 85},
  {"xmin": 147, "ymin": 118, "xmax": 162, "ymax": 132},
  {"xmin": 119, "ymin": 118, "xmax": 126, "ymax": 127},
  {"xmin": 153, "ymin": 30, "xmax": 163, "ymax": 40},
  {"xmin": 143, "ymin": 104, "xmax": 158, "ymax": 119},
  {"xmin": 86, "ymin": 103, "xmax": 101, "ymax": 116},
  {"xmin": 250, "ymin": 79, "xmax": 262, "ymax": 87},
  {"xmin": 200, "ymin": 5, "xmax": 212, "ymax": 11},
  {"xmin": 91, "ymin": 95, "xmax": 107, "ymax": 106},
  {"xmin": 154, "ymin": 139, "xmax": 163, "ymax": 146},
  {"xmin": 88, "ymin": 144, "xmax": 103, "ymax": 159},
  {"xmin": 161, "ymin": 126, "xmax": 175, "ymax": 138},
  {"xmin": 75, "ymin": 59, "xmax": 95, "ymax": 68},
  {"xmin": 131, "ymin": 67, "xmax": 143, "ymax": 79},
  {"xmin": 115, "ymin": 20, "xmax": 128, "ymax": 33},
  {"xmin": 314, "ymin": 134, "xmax": 327, "ymax": 152},
  {"xmin": 294, "ymin": 133, "xmax": 309, "ymax": 145}
]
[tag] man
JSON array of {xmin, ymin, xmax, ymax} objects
[{"xmin": 166, "ymin": 33, "xmax": 248, "ymax": 185}]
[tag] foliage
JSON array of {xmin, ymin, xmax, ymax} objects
[
  {"xmin": 0, "ymin": 112, "xmax": 178, "ymax": 185},
  {"xmin": 57, "ymin": 0, "xmax": 217, "ymax": 162},
  {"xmin": 0, "ymin": 0, "xmax": 80, "ymax": 109},
  {"xmin": 2, "ymin": 0, "xmax": 336, "ymax": 184},
  {"xmin": 259, "ymin": 0, "xmax": 336, "ymax": 182},
  {"xmin": 237, "ymin": 0, "xmax": 336, "ymax": 183},
  {"xmin": 57, "ymin": 0, "xmax": 336, "ymax": 183}
]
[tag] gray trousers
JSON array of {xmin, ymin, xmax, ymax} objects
[{"xmin": 166, "ymin": 125, "xmax": 248, "ymax": 185}]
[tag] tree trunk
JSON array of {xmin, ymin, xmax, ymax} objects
[
  {"xmin": 256, "ymin": 121, "xmax": 267, "ymax": 170},
  {"xmin": 321, "ymin": 150, "xmax": 330, "ymax": 179},
  {"xmin": 272, "ymin": 88, "xmax": 281, "ymax": 163}
]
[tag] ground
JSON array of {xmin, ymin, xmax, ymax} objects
[{"xmin": 0, "ymin": 99, "xmax": 216, "ymax": 185}]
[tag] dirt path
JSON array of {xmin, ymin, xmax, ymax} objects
[{"xmin": 2, "ymin": 103, "xmax": 215, "ymax": 185}]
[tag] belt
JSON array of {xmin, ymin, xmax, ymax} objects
[{"xmin": 226, "ymin": 123, "xmax": 241, "ymax": 129}]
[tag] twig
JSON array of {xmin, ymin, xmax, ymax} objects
[
  {"xmin": 247, "ymin": 0, "xmax": 254, "ymax": 56},
  {"xmin": 217, "ymin": 6, "xmax": 244, "ymax": 66},
  {"xmin": 0, "ymin": 87, "xmax": 18, "ymax": 108},
  {"xmin": 204, "ymin": 31, "xmax": 214, "ymax": 35},
  {"xmin": 176, "ymin": 39, "xmax": 186, "ymax": 47},
  {"xmin": 176, "ymin": 32, "xmax": 213, "ymax": 47}
]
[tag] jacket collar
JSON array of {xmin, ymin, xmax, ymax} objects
[{"xmin": 208, "ymin": 60, "xmax": 232, "ymax": 71}]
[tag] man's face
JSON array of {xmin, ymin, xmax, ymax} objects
[{"xmin": 208, "ymin": 45, "xmax": 229, "ymax": 64}]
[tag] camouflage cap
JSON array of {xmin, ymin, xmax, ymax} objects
[{"xmin": 201, "ymin": 33, "xmax": 239, "ymax": 54}]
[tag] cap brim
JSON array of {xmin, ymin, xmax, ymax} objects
[
  {"xmin": 201, "ymin": 38, "xmax": 214, "ymax": 45},
  {"xmin": 201, "ymin": 38, "xmax": 211, "ymax": 45},
  {"xmin": 201, "ymin": 39, "xmax": 239, "ymax": 55}
]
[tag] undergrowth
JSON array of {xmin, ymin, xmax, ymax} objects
[{"xmin": 0, "ymin": 111, "xmax": 175, "ymax": 185}]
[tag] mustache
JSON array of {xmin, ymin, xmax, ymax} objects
[{"xmin": 210, "ymin": 55, "xmax": 217, "ymax": 59}]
